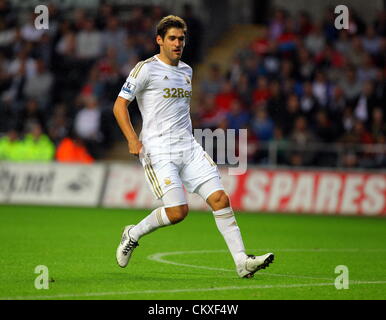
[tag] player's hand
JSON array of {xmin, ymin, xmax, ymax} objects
[{"xmin": 128, "ymin": 139, "xmax": 143, "ymax": 157}]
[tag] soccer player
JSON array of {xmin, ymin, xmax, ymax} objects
[{"xmin": 113, "ymin": 15, "xmax": 274, "ymax": 278}]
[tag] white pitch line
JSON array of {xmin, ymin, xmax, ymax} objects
[
  {"xmin": 147, "ymin": 248, "xmax": 386, "ymax": 281},
  {"xmin": 2, "ymin": 281, "xmax": 386, "ymax": 300},
  {"xmin": 148, "ymin": 251, "xmax": 334, "ymax": 281},
  {"xmin": 2, "ymin": 248, "xmax": 386, "ymax": 300}
]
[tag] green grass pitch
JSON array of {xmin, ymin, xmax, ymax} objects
[{"xmin": 0, "ymin": 205, "xmax": 385, "ymax": 300}]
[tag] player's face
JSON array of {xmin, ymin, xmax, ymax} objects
[{"xmin": 157, "ymin": 27, "xmax": 185, "ymax": 64}]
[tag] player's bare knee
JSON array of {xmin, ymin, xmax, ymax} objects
[
  {"xmin": 208, "ymin": 190, "xmax": 230, "ymax": 211},
  {"xmin": 165, "ymin": 205, "xmax": 189, "ymax": 224}
]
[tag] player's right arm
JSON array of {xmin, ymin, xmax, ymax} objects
[
  {"xmin": 112, "ymin": 96, "xmax": 142, "ymax": 156},
  {"xmin": 113, "ymin": 62, "xmax": 149, "ymax": 156}
]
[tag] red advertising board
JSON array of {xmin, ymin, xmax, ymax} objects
[
  {"xmin": 223, "ymin": 169, "xmax": 386, "ymax": 216},
  {"xmin": 103, "ymin": 164, "xmax": 386, "ymax": 216}
]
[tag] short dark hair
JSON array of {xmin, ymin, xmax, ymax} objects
[{"xmin": 156, "ymin": 15, "xmax": 187, "ymax": 39}]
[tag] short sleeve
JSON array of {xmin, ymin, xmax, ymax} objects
[{"xmin": 118, "ymin": 62, "xmax": 149, "ymax": 101}]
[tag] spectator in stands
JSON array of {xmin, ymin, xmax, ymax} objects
[
  {"xmin": 252, "ymin": 76, "xmax": 271, "ymax": 105},
  {"xmin": 334, "ymin": 30, "xmax": 351, "ymax": 55},
  {"xmin": 250, "ymin": 26, "xmax": 270, "ymax": 56},
  {"xmin": 278, "ymin": 59, "xmax": 296, "ymax": 83},
  {"xmin": 182, "ymin": 3, "xmax": 203, "ymax": 65},
  {"xmin": 288, "ymin": 116, "xmax": 317, "ymax": 166},
  {"xmin": 23, "ymin": 59, "xmax": 53, "ymax": 109},
  {"xmin": 243, "ymin": 55, "xmax": 264, "ymax": 87},
  {"xmin": 312, "ymin": 71, "xmax": 331, "ymax": 108},
  {"xmin": 347, "ymin": 8, "xmax": 366, "ymax": 35},
  {"xmin": 22, "ymin": 122, "xmax": 55, "ymax": 161},
  {"xmin": 75, "ymin": 18, "xmax": 102, "ymax": 60},
  {"xmin": 244, "ymin": 125, "xmax": 259, "ymax": 164},
  {"xmin": 200, "ymin": 63, "xmax": 224, "ymax": 95},
  {"xmin": 0, "ymin": 129, "xmax": 22, "ymax": 160},
  {"xmin": 305, "ymin": 22, "xmax": 326, "ymax": 55},
  {"xmin": 328, "ymin": 85, "xmax": 346, "ymax": 115},
  {"xmin": 251, "ymin": 107, "xmax": 274, "ymax": 142},
  {"xmin": 35, "ymin": 32, "xmax": 53, "ymax": 68},
  {"xmin": 262, "ymin": 40, "xmax": 281, "ymax": 77},
  {"xmin": 354, "ymin": 80, "xmax": 378, "ymax": 125},
  {"xmin": 321, "ymin": 6, "xmax": 339, "ymax": 42},
  {"xmin": 225, "ymin": 99, "xmax": 250, "ymax": 132},
  {"xmin": 8, "ymin": 46, "xmax": 35, "ymax": 79},
  {"xmin": 296, "ymin": 10, "xmax": 313, "ymax": 37},
  {"xmin": 268, "ymin": 9, "xmax": 287, "ymax": 40},
  {"xmin": 97, "ymin": 47, "xmax": 120, "ymax": 101},
  {"xmin": 373, "ymin": 68, "xmax": 386, "ymax": 102},
  {"xmin": 314, "ymin": 110, "xmax": 339, "ymax": 143},
  {"xmin": 56, "ymin": 133, "xmax": 94, "ymax": 164},
  {"xmin": 374, "ymin": 9, "xmax": 386, "ymax": 36},
  {"xmin": 73, "ymin": 94, "xmax": 102, "ymax": 158},
  {"xmin": 0, "ymin": 0, "xmax": 14, "ymax": 27},
  {"xmin": 16, "ymin": 99, "xmax": 46, "ymax": 134},
  {"xmin": 362, "ymin": 25, "xmax": 382, "ymax": 54},
  {"xmin": 339, "ymin": 67, "xmax": 363, "ymax": 103},
  {"xmin": 215, "ymin": 80, "xmax": 238, "ymax": 113},
  {"xmin": 20, "ymin": 13, "xmax": 45, "ymax": 43},
  {"xmin": 340, "ymin": 120, "xmax": 374, "ymax": 145},
  {"xmin": 55, "ymin": 20, "xmax": 76, "ymax": 59},
  {"xmin": 270, "ymin": 127, "xmax": 289, "ymax": 164},
  {"xmin": 95, "ymin": 2, "xmax": 114, "ymax": 29},
  {"xmin": 234, "ymin": 73, "xmax": 253, "ymax": 106},
  {"xmin": 280, "ymin": 93, "xmax": 303, "ymax": 135},
  {"xmin": 47, "ymin": 103, "xmax": 70, "ymax": 145},
  {"xmin": 0, "ymin": 52, "xmax": 11, "ymax": 95},
  {"xmin": 346, "ymin": 36, "xmax": 367, "ymax": 68},
  {"xmin": 297, "ymin": 46, "xmax": 315, "ymax": 81},
  {"xmin": 315, "ymin": 43, "xmax": 346, "ymax": 71},
  {"xmin": 340, "ymin": 106, "xmax": 356, "ymax": 135},
  {"xmin": 341, "ymin": 152, "xmax": 358, "ymax": 168},
  {"xmin": 267, "ymin": 80, "xmax": 286, "ymax": 121},
  {"xmin": 373, "ymin": 134, "xmax": 386, "ymax": 168},
  {"xmin": 357, "ymin": 53, "xmax": 378, "ymax": 82},
  {"xmin": 370, "ymin": 107, "xmax": 386, "ymax": 141},
  {"xmin": 199, "ymin": 93, "xmax": 228, "ymax": 130},
  {"xmin": 126, "ymin": 6, "xmax": 145, "ymax": 34},
  {"xmin": 277, "ymin": 18, "xmax": 298, "ymax": 53},
  {"xmin": 101, "ymin": 16, "xmax": 127, "ymax": 55},
  {"xmin": 300, "ymin": 81, "xmax": 319, "ymax": 119}
]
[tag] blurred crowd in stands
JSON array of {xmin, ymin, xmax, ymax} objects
[
  {"xmin": 0, "ymin": 0, "xmax": 385, "ymax": 168},
  {"xmin": 193, "ymin": 7, "xmax": 386, "ymax": 168},
  {"xmin": 0, "ymin": 1, "xmax": 202, "ymax": 163}
]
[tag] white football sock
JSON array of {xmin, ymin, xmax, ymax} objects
[
  {"xmin": 213, "ymin": 207, "xmax": 248, "ymax": 265},
  {"xmin": 129, "ymin": 207, "xmax": 171, "ymax": 241}
]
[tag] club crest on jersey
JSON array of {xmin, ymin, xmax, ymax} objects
[{"xmin": 122, "ymin": 81, "xmax": 136, "ymax": 94}]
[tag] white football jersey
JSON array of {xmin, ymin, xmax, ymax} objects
[{"xmin": 118, "ymin": 55, "xmax": 196, "ymax": 158}]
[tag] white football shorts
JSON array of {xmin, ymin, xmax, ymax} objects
[{"xmin": 140, "ymin": 142, "xmax": 224, "ymax": 207}]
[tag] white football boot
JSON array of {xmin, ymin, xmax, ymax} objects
[
  {"xmin": 116, "ymin": 225, "xmax": 139, "ymax": 268},
  {"xmin": 237, "ymin": 253, "xmax": 274, "ymax": 278}
]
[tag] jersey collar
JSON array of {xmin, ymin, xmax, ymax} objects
[{"xmin": 155, "ymin": 54, "xmax": 180, "ymax": 69}]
